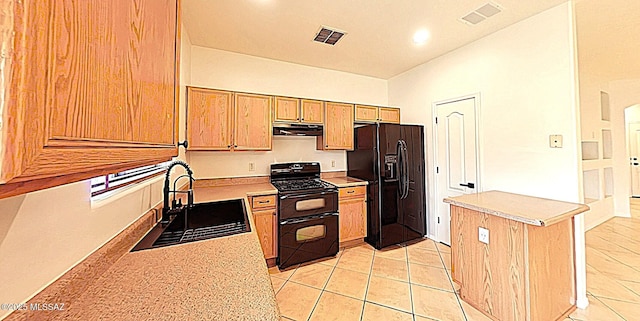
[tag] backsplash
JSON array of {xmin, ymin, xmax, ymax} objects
[{"xmin": 187, "ymin": 136, "xmax": 346, "ymax": 179}]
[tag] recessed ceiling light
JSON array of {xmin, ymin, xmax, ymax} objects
[{"xmin": 413, "ymin": 29, "xmax": 430, "ymax": 45}]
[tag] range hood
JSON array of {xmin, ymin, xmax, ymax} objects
[{"xmin": 273, "ymin": 123, "xmax": 323, "ymax": 136}]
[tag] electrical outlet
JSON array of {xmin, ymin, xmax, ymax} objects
[
  {"xmin": 249, "ymin": 162, "xmax": 256, "ymax": 172},
  {"xmin": 549, "ymin": 135, "xmax": 563, "ymax": 148},
  {"xmin": 331, "ymin": 160, "xmax": 336, "ymax": 168},
  {"xmin": 478, "ymin": 227, "xmax": 489, "ymax": 244}
]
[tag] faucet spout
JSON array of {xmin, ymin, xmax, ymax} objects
[{"xmin": 162, "ymin": 160, "xmax": 195, "ymax": 224}]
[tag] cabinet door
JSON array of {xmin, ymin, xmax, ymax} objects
[
  {"xmin": 187, "ymin": 88, "xmax": 233, "ymax": 150},
  {"xmin": 301, "ymin": 99, "xmax": 324, "ymax": 124},
  {"xmin": 379, "ymin": 107, "xmax": 400, "ymax": 123},
  {"xmin": 0, "ymin": 0, "xmax": 179, "ymax": 198},
  {"xmin": 323, "ymin": 102, "xmax": 354, "ymax": 150},
  {"xmin": 355, "ymin": 105, "xmax": 379, "ymax": 123},
  {"xmin": 274, "ymin": 97, "xmax": 300, "ymax": 122},
  {"xmin": 234, "ymin": 93, "xmax": 272, "ymax": 150},
  {"xmin": 253, "ymin": 209, "xmax": 277, "ymax": 259},
  {"xmin": 339, "ymin": 197, "xmax": 366, "ymax": 242}
]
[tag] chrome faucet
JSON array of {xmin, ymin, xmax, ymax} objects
[{"xmin": 162, "ymin": 160, "xmax": 195, "ymax": 224}]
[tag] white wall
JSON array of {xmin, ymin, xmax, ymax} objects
[
  {"xmin": 389, "ymin": 2, "xmax": 581, "ymax": 232},
  {"xmin": 0, "ymin": 26, "xmax": 193, "ymax": 320},
  {"xmin": 186, "ymin": 46, "xmax": 388, "ymax": 178},
  {"xmin": 388, "ymin": 2, "xmax": 586, "ymax": 307}
]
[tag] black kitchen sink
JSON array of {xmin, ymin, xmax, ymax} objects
[{"xmin": 132, "ymin": 199, "xmax": 250, "ymax": 251}]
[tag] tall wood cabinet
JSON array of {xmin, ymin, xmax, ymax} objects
[
  {"xmin": 0, "ymin": 0, "xmax": 180, "ymax": 199},
  {"xmin": 319, "ymin": 102, "xmax": 354, "ymax": 150},
  {"xmin": 186, "ymin": 88, "xmax": 272, "ymax": 151}
]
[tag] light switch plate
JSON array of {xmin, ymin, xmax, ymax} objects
[
  {"xmin": 249, "ymin": 162, "xmax": 256, "ymax": 172},
  {"xmin": 479, "ymin": 227, "xmax": 489, "ymax": 244},
  {"xmin": 549, "ymin": 135, "xmax": 563, "ymax": 148}
]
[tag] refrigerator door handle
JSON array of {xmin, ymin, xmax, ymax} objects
[
  {"xmin": 401, "ymin": 140, "xmax": 409, "ymax": 199},
  {"xmin": 396, "ymin": 140, "xmax": 404, "ymax": 198}
]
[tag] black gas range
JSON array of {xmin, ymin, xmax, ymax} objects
[{"xmin": 270, "ymin": 162, "xmax": 339, "ymax": 269}]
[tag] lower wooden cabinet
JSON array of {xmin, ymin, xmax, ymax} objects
[
  {"xmin": 250, "ymin": 194, "xmax": 277, "ymax": 263},
  {"xmin": 252, "ymin": 208, "xmax": 277, "ymax": 259},
  {"xmin": 338, "ymin": 186, "xmax": 367, "ymax": 243}
]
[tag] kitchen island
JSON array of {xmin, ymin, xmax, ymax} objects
[{"xmin": 443, "ymin": 191, "xmax": 589, "ymax": 321}]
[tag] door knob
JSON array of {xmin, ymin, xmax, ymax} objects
[{"xmin": 460, "ymin": 183, "xmax": 475, "ymax": 189}]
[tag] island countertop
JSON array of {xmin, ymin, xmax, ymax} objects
[{"xmin": 443, "ymin": 190, "xmax": 589, "ymax": 226}]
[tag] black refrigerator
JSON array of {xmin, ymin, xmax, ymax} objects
[{"xmin": 347, "ymin": 123, "xmax": 426, "ymax": 249}]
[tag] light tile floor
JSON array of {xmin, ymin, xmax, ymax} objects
[{"xmin": 268, "ymin": 199, "xmax": 640, "ymax": 320}]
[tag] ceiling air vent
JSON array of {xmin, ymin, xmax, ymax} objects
[
  {"xmin": 460, "ymin": 2, "xmax": 503, "ymax": 25},
  {"xmin": 313, "ymin": 26, "xmax": 346, "ymax": 45}
]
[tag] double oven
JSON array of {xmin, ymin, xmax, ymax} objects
[{"xmin": 270, "ymin": 163, "xmax": 339, "ymax": 269}]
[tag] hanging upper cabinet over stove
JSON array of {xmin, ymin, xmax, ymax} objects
[{"xmin": 0, "ymin": 0, "xmax": 181, "ymax": 199}]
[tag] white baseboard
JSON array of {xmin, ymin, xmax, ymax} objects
[{"xmin": 576, "ymin": 295, "xmax": 589, "ymax": 309}]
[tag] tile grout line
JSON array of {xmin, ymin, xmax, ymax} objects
[
  {"xmin": 360, "ymin": 245, "xmax": 376, "ymax": 321},
  {"xmin": 305, "ymin": 248, "xmax": 344, "ymax": 321},
  {"xmin": 590, "ymin": 294, "xmax": 629, "ymax": 321},
  {"xmin": 437, "ymin": 241, "xmax": 469, "ymax": 321},
  {"xmin": 405, "ymin": 242, "xmax": 417, "ymax": 320}
]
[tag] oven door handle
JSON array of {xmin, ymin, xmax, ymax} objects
[
  {"xmin": 280, "ymin": 212, "xmax": 339, "ymax": 225},
  {"xmin": 280, "ymin": 191, "xmax": 336, "ymax": 200}
]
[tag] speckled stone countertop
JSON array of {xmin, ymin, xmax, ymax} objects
[
  {"xmin": 47, "ymin": 183, "xmax": 280, "ymax": 321},
  {"xmin": 443, "ymin": 190, "xmax": 589, "ymax": 226},
  {"xmin": 322, "ymin": 176, "xmax": 368, "ymax": 187}
]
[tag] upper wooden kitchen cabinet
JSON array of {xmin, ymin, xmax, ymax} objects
[
  {"xmin": 355, "ymin": 105, "xmax": 400, "ymax": 123},
  {"xmin": 273, "ymin": 97, "xmax": 324, "ymax": 124},
  {"xmin": 0, "ymin": 0, "xmax": 180, "ymax": 199},
  {"xmin": 234, "ymin": 93, "xmax": 273, "ymax": 150},
  {"xmin": 318, "ymin": 102, "xmax": 354, "ymax": 150},
  {"xmin": 186, "ymin": 88, "xmax": 233, "ymax": 150},
  {"xmin": 300, "ymin": 99, "xmax": 324, "ymax": 124},
  {"xmin": 379, "ymin": 107, "xmax": 401, "ymax": 123}
]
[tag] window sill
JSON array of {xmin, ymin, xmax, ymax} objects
[{"xmin": 91, "ymin": 175, "xmax": 164, "ymax": 209}]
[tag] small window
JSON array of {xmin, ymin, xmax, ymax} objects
[{"xmin": 90, "ymin": 161, "xmax": 171, "ymax": 197}]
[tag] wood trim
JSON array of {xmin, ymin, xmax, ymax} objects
[
  {"xmin": 0, "ymin": 156, "xmax": 172, "ymax": 199},
  {"xmin": 339, "ymin": 238, "xmax": 366, "ymax": 249},
  {"xmin": 10, "ymin": 148, "xmax": 177, "ymax": 182},
  {"xmin": 45, "ymin": 138, "xmax": 175, "ymax": 148},
  {"xmin": 174, "ymin": 0, "xmax": 182, "ymax": 148},
  {"xmin": 265, "ymin": 257, "xmax": 277, "ymax": 268}
]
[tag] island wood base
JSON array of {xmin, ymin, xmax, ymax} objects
[{"xmin": 451, "ymin": 205, "xmax": 577, "ymax": 321}]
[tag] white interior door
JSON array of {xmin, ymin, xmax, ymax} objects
[
  {"xmin": 435, "ymin": 97, "xmax": 479, "ymax": 245},
  {"xmin": 629, "ymin": 123, "xmax": 640, "ymax": 196}
]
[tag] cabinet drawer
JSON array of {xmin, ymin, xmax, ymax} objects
[
  {"xmin": 339, "ymin": 186, "xmax": 366, "ymax": 199},
  {"xmin": 252, "ymin": 195, "xmax": 277, "ymax": 209}
]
